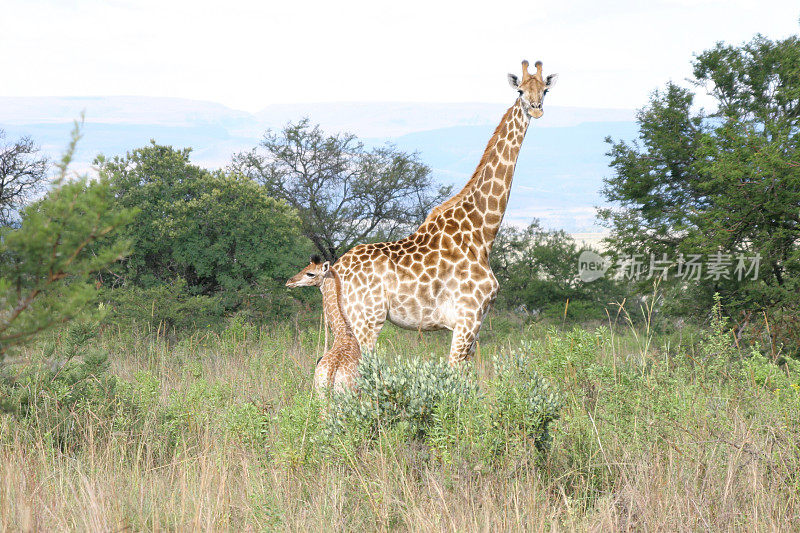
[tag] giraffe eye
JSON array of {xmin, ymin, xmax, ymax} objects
[{"xmin": 306, "ymin": 272, "xmax": 315, "ymax": 277}]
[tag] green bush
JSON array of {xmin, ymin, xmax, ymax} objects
[
  {"xmin": 426, "ymin": 350, "xmax": 563, "ymax": 463},
  {"xmin": 0, "ymin": 321, "xmax": 271, "ymax": 460},
  {"xmin": 0, "ymin": 322, "xmax": 120, "ymax": 451},
  {"xmin": 489, "ymin": 220, "xmax": 624, "ymax": 321},
  {"xmin": 102, "ymin": 282, "xmax": 226, "ymax": 331},
  {"xmin": 102, "ymin": 280, "xmax": 305, "ymax": 332},
  {"xmin": 97, "ymin": 143, "xmax": 309, "ymax": 296},
  {"xmin": 225, "ymin": 401, "xmax": 269, "ymax": 448},
  {"xmin": 697, "ymin": 294, "xmax": 800, "ymax": 390},
  {"xmin": 532, "ymin": 326, "xmax": 610, "ymax": 386},
  {"xmin": 0, "ymin": 123, "xmax": 134, "ymax": 360},
  {"xmin": 315, "ymin": 347, "xmax": 563, "ymax": 464},
  {"xmin": 225, "ymin": 279, "xmax": 305, "ymax": 323},
  {"xmin": 326, "ymin": 350, "xmax": 478, "ymax": 440},
  {"xmin": 488, "ymin": 351, "xmax": 564, "ymax": 453},
  {"xmin": 274, "ymin": 392, "xmax": 324, "ymax": 466},
  {"xmin": 541, "ymin": 299, "xmax": 610, "ymax": 322}
]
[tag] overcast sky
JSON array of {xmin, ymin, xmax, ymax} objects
[{"xmin": 2, "ymin": 0, "xmax": 798, "ymax": 112}]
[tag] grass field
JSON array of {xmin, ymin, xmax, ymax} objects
[{"xmin": 1, "ymin": 306, "xmax": 799, "ymax": 531}]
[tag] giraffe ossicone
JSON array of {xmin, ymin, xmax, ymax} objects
[{"xmin": 293, "ymin": 59, "xmax": 557, "ymax": 365}]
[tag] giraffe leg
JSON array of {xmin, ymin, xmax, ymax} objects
[
  {"xmin": 333, "ymin": 358, "xmax": 359, "ymax": 392},
  {"xmin": 313, "ymin": 360, "xmax": 330, "ymax": 393},
  {"xmin": 350, "ymin": 312, "xmax": 386, "ymax": 352},
  {"xmin": 448, "ymin": 314, "xmax": 483, "ymax": 365},
  {"xmin": 314, "ymin": 354, "xmax": 338, "ymax": 396}
]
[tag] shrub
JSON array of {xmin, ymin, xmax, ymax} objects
[
  {"xmin": 274, "ymin": 392, "xmax": 324, "ymax": 466},
  {"xmin": 102, "ymin": 282, "xmax": 226, "ymax": 331},
  {"xmin": 426, "ymin": 350, "xmax": 563, "ymax": 464},
  {"xmin": 0, "ymin": 321, "xmax": 121, "ymax": 451},
  {"xmin": 0, "ymin": 123, "xmax": 134, "ymax": 360},
  {"xmin": 319, "ymin": 347, "xmax": 563, "ymax": 464},
  {"xmin": 97, "ymin": 143, "xmax": 309, "ymax": 296},
  {"xmin": 487, "ymin": 351, "xmax": 564, "ymax": 453},
  {"xmin": 326, "ymin": 350, "xmax": 478, "ymax": 441},
  {"xmin": 698, "ymin": 293, "xmax": 738, "ymax": 380},
  {"xmin": 697, "ymin": 294, "xmax": 800, "ymax": 390},
  {"xmin": 225, "ymin": 401, "xmax": 269, "ymax": 448}
]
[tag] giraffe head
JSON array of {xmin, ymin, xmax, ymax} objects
[
  {"xmin": 508, "ymin": 60, "xmax": 557, "ymax": 119},
  {"xmin": 285, "ymin": 255, "xmax": 330, "ymax": 287}
]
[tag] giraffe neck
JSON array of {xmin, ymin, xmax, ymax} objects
[
  {"xmin": 415, "ymin": 99, "xmax": 530, "ymax": 252},
  {"xmin": 325, "ymin": 267, "xmax": 354, "ymax": 339},
  {"xmin": 462, "ymin": 98, "xmax": 530, "ymax": 249}
]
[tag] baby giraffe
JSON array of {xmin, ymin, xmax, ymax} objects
[{"xmin": 286, "ymin": 256, "xmax": 361, "ymax": 393}]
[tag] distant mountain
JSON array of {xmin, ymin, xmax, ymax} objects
[
  {"xmin": 0, "ymin": 96, "xmax": 258, "ymax": 129},
  {"xmin": 255, "ymin": 102, "xmax": 635, "ymax": 137},
  {"xmin": 377, "ymin": 121, "xmax": 639, "ymax": 231},
  {"xmin": 0, "ymin": 96, "xmax": 638, "ymax": 232}
]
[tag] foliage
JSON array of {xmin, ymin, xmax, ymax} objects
[
  {"xmin": 0, "ymin": 128, "xmax": 49, "ymax": 227},
  {"xmin": 487, "ymin": 351, "xmax": 564, "ymax": 453},
  {"xmin": 698, "ymin": 293, "xmax": 738, "ymax": 379},
  {"xmin": 326, "ymin": 349, "xmax": 478, "ymax": 441},
  {"xmin": 118, "ymin": 371, "xmax": 268, "ymax": 460},
  {"xmin": 101, "ymin": 282, "xmax": 225, "ymax": 331},
  {"xmin": 0, "ymin": 124, "xmax": 134, "ymax": 359},
  {"xmin": 273, "ymin": 392, "xmax": 325, "ymax": 466},
  {"xmin": 426, "ymin": 349, "xmax": 563, "ymax": 464},
  {"xmin": 97, "ymin": 142, "xmax": 310, "ymax": 297},
  {"xmin": 490, "ymin": 220, "xmax": 623, "ymax": 320},
  {"xmin": 317, "ymin": 347, "xmax": 562, "ymax": 465},
  {"xmin": 0, "ymin": 321, "xmax": 120, "ymax": 451},
  {"xmin": 600, "ymin": 33, "xmax": 800, "ymax": 349},
  {"xmin": 230, "ymin": 119, "xmax": 452, "ymax": 261},
  {"xmin": 0, "ymin": 320, "xmax": 269, "ymax": 459},
  {"xmin": 699, "ymin": 293, "xmax": 800, "ymax": 385}
]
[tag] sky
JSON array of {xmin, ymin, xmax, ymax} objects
[{"xmin": 1, "ymin": 0, "xmax": 798, "ymax": 112}]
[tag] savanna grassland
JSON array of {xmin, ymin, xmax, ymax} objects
[
  {"xmin": 2, "ymin": 302, "xmax": 799, "ymax": 532},
  {"xmin": 2, "ymin": 31, "xmax": 800, "ymax": 532}
]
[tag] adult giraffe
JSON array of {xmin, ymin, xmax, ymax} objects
[{"xmin": 328, "ymin": 59, "xmax": 557, "ymax": 364}]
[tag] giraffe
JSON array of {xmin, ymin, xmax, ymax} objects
[
  {"xmin": 286, "ymin": 256, "xmax": 361, "ymax": 392},
  {"xmin": 327, "ymin": 60, "xmax": 556, "ymax": 364}
]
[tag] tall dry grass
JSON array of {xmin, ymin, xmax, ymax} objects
[{"xmin": 1, "ymin": 313, "xmax": 798, "ymax": 531}]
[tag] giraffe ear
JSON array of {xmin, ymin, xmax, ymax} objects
[
  {"xmin": 508, "ymin": 74, "xmax": 520, "ymax": 90},
  {"xmin": 545, "ymin": 73, "xmax": 558, "ymax": 89},
  {"xmin": 322, "ymin": 261, "xmax": 330, "ymax": 274}
]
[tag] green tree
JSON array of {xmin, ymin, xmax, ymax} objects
[
  {"xmin": 97, "ymin": 142, "xmax": 309, "ymax": 295},
  {"xmin": 0, "ymin": 129, "xmax": 49, "ymax": 227},
  {"xmin": 230, "ymin": 119, "xmax": 452, "ymax": 262},
  {"xmin": 600, "ymin": 33, "xmax": 800, "ymax": 346},
  {"xmin": 0, "ymin": 126, "xmax": 133, "ymax": 358},
  {"xmin": 490, "ymin": 221, "xmax": 619, "ymax": 320}
]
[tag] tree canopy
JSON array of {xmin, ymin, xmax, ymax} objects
[
  {"xmin": 1, "ymin": 126, "xmax": 133, "ymax": 358},
  {"xmin": 0, "ymin": 129, "xmax": 49, "ymax": 227},
  {"xmin": 231, "ymin": 119, "xmax": 452, "ymax": 262},
  {"xmin": 601, "ymin": 33, "xmax": 800, "ymax": 346},
  {"xmin": 490, "ymin": 221, "xmax": 621, "ymax": 320},
  {"xmin": 97, "ymin": 142, "xmax": 309, "ymax": 295}
]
